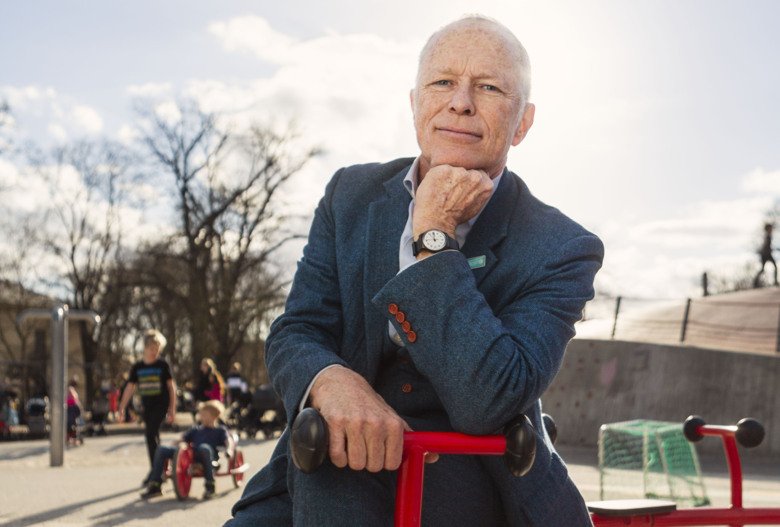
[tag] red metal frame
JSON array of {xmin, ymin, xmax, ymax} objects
[
  {"xmin": 166, "ymin": 440, "xmax": 250, "ymax": 500},
  {"xmin": 393, "ymin": 423, "xmax": 780, "ymax": 527}
]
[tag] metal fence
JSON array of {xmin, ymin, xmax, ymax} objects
[{"xmin": 580, "ymin": 295, "xmax": 780, "ymax": 354}]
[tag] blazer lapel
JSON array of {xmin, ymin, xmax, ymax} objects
[
  {"xmin": 363, "ymin": 166, "xmax": 412, "ymax": 379},
  {"xmin": 460, "ymin": 170, "xmax": 518, "ymax": 287}
]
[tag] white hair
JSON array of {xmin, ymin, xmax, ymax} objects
[{"xmin": 417, "ymin": 15, "xmax": 532, "ymax": 108}]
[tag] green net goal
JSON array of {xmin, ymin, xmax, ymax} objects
[{"xmin": 598, "ymin": 420, "xmax": 710, "ymax": 506}]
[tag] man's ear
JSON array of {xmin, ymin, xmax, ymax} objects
[
  {"xmin": 511, "ymin": 103, "xmax": 535, "ymax": 146},
  {"xmin": 409, "ymin": 89, "xmax": 416, "ymax": 114}
]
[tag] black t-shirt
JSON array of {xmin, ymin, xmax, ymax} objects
[{"xmin": 129, "ymin": 359, "xmax": 172, "ymax": 408}]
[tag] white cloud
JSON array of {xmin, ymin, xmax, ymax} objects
[
  {"xmin": 117, "ymin": 124, "xmax": 139, "ymax": 145},
  {"xmin": 0, "ymin": 158, "xmax": 19, "ymax": 187},
  {"xmin": 1, "ymin": 84, "xmax": 105, "ymax": 144},
  {"xmin": 48, "ymin": 122, "xmax": 68, "ymax": 141},
  {"xmin": 126, "ymin": 82, "xmax": 173, "ymax": 98},
  {"xmin": 71, "ymin": 104, "xmax": 103, "ymax": 134},
  {"xmin": 153, "ymin": 100, "xmax": 182, "ymax": 123},
  {"xmin": 741, "ymin": 167, "xmax": 780, "ymax": 194},
  {"xmin": 595, "ymin": 194, "xmax": 773, "ymax": 298},
  {"xmin": 208, "ymin": 15, "xmax": 297, "ymax": 64}
]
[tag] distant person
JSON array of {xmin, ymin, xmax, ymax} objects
[
  {"xmin": 195, "ymin": 358, "xmax": 226, "ymax": 403},
  {"xmin": 66, "ymin": 379, "xmax": 83, "ymax": 445},
  {"xmin": 90, "ymin": 381, "xmax": 110, "ymax": 436},
  {"xmin": 141, "ymin": 399, "xmax": 228, "ymax": 500},
  {"xmin": 754, "ymin": 222, "xmax": 778, "ymax": 287},
  {"xmin": 225, "ymin": 362, "xmax": 248, "ymax": 407},
  {"xmin": 118, "ymin": 329, "xmax": 177, "ymax": 485}
]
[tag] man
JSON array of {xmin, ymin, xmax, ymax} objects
[
  {"xmin": 228, "ymin": 15, "xmax": 603, "ymax": 526},
  {"xmin": 141, "ymin": 399, "xmax": 228, "ymax": 500},
  {"xmin": 118, "ymin": 329, "xmax": 177, "ymax": 486}
]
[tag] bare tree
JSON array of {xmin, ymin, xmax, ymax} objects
[
  {"xmin": 137, "ymin": 100, "xmax": 318, "ymax": 375},
  {"xmin": 30, "ymin": 140, "xmax": 134, "ymax": 406},
  {"xmin": 0, "ymin": 217, "xmax": 51, "ymax": 401}
]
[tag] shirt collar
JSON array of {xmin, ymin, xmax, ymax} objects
[{"xmin": 402, "ymin": 157, "xmax": 504, "ymax": 226}]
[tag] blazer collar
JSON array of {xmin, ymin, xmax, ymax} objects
[{"xmin": 460, "ymin": 169, "xmax": 518, "ymax": 286}]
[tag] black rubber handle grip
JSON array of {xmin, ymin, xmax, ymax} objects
[
  {"xmin": 290, "ymin": 407, "xmax": 329, "ymax": 474},
  {"xmin": 503, "ymin": 414, "xmax": 537, "ymax": 477},
  {"xmin": 683, "ymin": 415, "xmax": 706, "ymax": 442},
  {"xmin": 736, "ymin": 418, "xmax": 764, "ymax": 448}
]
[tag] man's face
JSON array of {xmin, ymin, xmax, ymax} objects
[{"xmin": 411, "ymin": 25, "xmax": 534, "ymax": 179}]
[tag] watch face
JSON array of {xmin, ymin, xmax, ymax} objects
[{"xmin": 423, "ymin": 230, "xmax": 447, "ymax": 251}]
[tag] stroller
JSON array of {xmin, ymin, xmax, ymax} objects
[
  {"xmin": 234, "ymin": 385, "xmax": 286, "ymax": 439},
  {"xmin": 25, "ymin": 397, "xmax": 48, "ymax": 438},
  {"xmin": 88, "ymin": 392, "xmax": 109, "ymax": 436}
]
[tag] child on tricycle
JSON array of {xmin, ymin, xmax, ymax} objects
[{"xmin": 141, "ymin": 399, "xmax": 234, "ymax": 500}]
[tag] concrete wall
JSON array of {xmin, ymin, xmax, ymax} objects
[{"xmin": 545, "ymin": 339, "xmax": 780, "ymax": 456}]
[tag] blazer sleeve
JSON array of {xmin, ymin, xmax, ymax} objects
[
  {"xmin": 372, "ymin": 233, "xmax": 603, "ymax": 435},
  {"xmin": 264, "ymin": 169, "xmax": 350, "ymax": 422}
]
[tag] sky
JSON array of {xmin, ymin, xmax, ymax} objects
[{"xmin": 2, "ymin": 0, "xmax": 780, "ymax": 300}]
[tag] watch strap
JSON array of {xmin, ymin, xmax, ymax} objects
[{"xmin": 412, "ymin": 230, "xmax": 460, "ymax": 256}]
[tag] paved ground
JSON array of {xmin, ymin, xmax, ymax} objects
[{"xmin": 1, "ymin": 425, "xmax": 778, "ymax": 526}]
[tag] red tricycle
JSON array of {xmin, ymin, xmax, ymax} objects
[
  {"xmin": 166, "ymin": 431, "xmax": 250, "ymax": 500},
  {"xmin": 291, "ymin": 409, "xmax": 780, "ymax": 526}
]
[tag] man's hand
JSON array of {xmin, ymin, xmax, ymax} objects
[
  {"xmin": 413, "ymin": 164, "xmax": 494, "ymax": 240},
  {"xmin": 309, "ymin": 365, "xmax": 409, "ymax": 472}
]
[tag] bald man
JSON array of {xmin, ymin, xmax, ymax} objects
[{"xmin": 227, "ymin": 15, "xmax": 602, "ymax": 526}]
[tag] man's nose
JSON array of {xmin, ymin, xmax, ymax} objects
[{"xmin": 448, "ymin": 85, "xmax": 474, "ymax": 115}]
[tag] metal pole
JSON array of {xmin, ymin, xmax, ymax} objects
[
  {"xmin": 680, "ymin": 298, "xmax": 692, "ymax": 343},
  {"xmin": 610, "ymin": 296, "xmax": 622, "ymax": 339},
  {"xmin": 50, "ymin": 304, "xmax": 68, "ymax": 467},
  {"xmin": 17, "ymin": 306, "xmax": 100, "ymax": 468}
]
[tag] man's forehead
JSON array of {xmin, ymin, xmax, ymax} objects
[{"xmin": 420, "ymin": 32, "xmax": 519, "ymax": 78}]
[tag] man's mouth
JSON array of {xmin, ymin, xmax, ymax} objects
[{"xmin": 435, "ymin": 127, "xmax": 482, "ymax": 140}]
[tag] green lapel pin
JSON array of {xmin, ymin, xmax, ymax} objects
[{"xmin": 468, "ymin": 255, "xmax": 486, "ymax": 269}]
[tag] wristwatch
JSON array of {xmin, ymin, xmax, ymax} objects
[{"xmin": 412, "ymin": 229, "xmax": 459, "ymax": 256}]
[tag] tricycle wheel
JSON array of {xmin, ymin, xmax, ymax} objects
[
  {"xmin": 173, "ymin": 447, "xmax": 194, "ymax": 500},
  {"xmin": 232, "ymin": 450, "xmax": 245, "ymax": 488}
]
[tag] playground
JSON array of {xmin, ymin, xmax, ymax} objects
[{"xmin": 0, "ymin": 421, "xmax": 777, "ymax": 526}]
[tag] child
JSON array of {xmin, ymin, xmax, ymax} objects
[
  {"xmin": 118, "ymin": 330, "xmax": 177, "ymax": 485},
  {"xmin": 141, "ymin": 399, "xmax": 229, "ymax": 500}
]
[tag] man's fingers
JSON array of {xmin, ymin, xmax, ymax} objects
[
  {"xmin": 328, "ymin": 422, "xmax": 348, "ymax": 468},
  {"xmin": 345, "ymin": 423, "xmax": 368, "ymax": 471},
  {"xmin": 364, "ymin": 422, "xmax": 387, "ymax": 473},
  {"xmin": 384, "ymin": 422, "xmax": 405, "ymax": 471}
]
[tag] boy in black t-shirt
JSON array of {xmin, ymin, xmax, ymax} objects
[
  {"xmin": 118, "ymin": 330, "xmax": 177, "ymax": 484},
  {"xmin": 141, "ymin": 399, "xmax": 229, "ymax": 500}
]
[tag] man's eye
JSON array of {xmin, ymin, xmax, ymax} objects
[
  {"xmin": 481, "ymin": 84, "xmax": 500, "ymax": 92},
  {"xmin": 432, "ymin": 80, "xmax": 452, "ymax": 86}
]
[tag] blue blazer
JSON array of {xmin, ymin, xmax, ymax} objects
[{"xmin": 232, "ymin": 158, "xmax": 603, "ymax": 525}]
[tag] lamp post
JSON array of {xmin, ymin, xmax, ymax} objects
[{"xmin": 18, "ymin": 304, "xmax": 100, "ymax": 467}]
